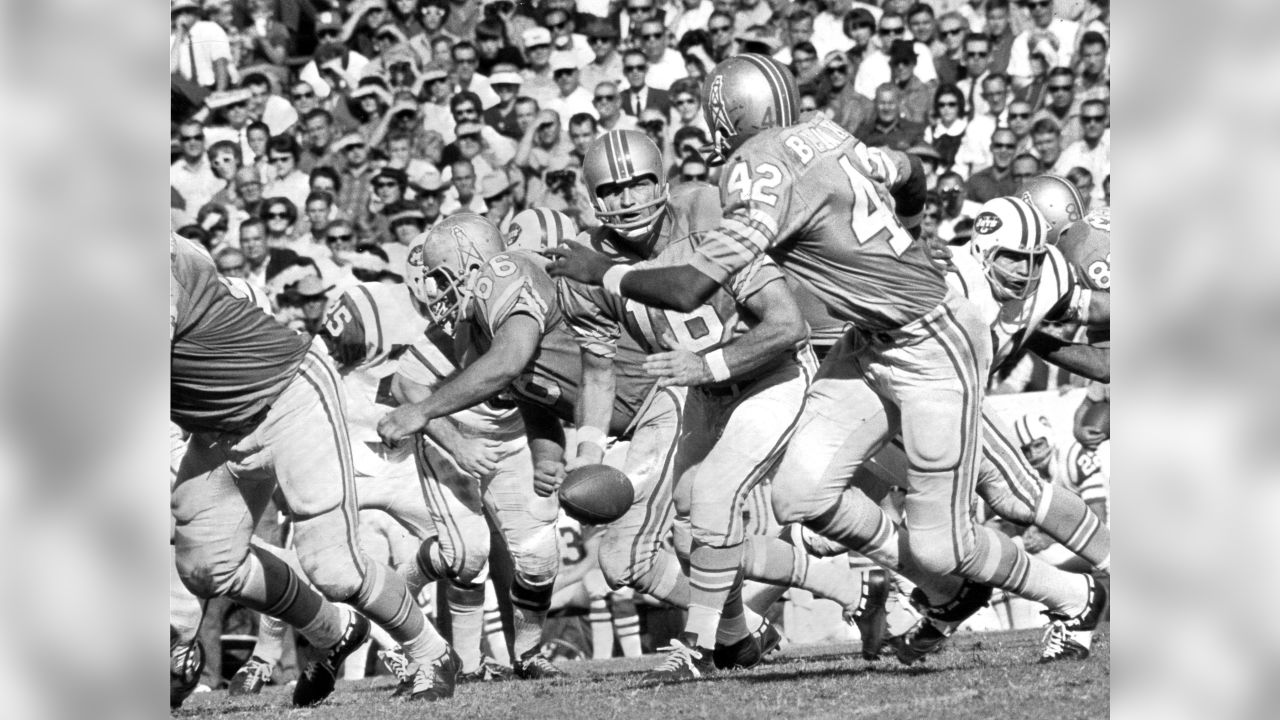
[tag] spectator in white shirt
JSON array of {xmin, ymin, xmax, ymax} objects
[
  {"xmin": 672, "ymin": 0, "xmax": 714, "ymax": 45},
  {"xmin": 546, "ymin": 53, "xmax": 597, "ymax": 127},
  {"xmin": 1054, "ymin": 99, "xmax": 1108, "ymax": 206},
  {"xmin": 171, "ymin": 120, "xmax": 222, "ymax": 227},
  {"xmin": 1007, "ymin": 0, "xmax": 1081, "ymax": 89},
  {"xmin": 854, "ymin": 12, "xmax": 937, "ymax": 99},
  {"xmin": 170, "ymin": 0, "xmax": 231, "ymax": 90},
  {"xmin": 635, "ymin": 19, "xmax": 686, "ymax": 91}
]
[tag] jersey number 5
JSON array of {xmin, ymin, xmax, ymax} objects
[
  {"xmin": 838, "ymin": 155, "xmax": 913, "ymax": 257},
  {"xmin": 324, "ymin": 303, "xmax": 353, "ymax": 337}
]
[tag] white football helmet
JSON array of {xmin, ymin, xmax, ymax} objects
[
  {"xmin": 970, "ymin": 196, "xmax": 1052, "ymax": 301},
  {"xmin": 505, "ymin": 208, "xmax": 578, "ymax": 252},
  {"xmin": 404, "ymin": 213, "xmax": 506, "ymax": 326},
  {"xmin": 1014, "ymin": 413, "xmax": 1055, "ymax": 471}
]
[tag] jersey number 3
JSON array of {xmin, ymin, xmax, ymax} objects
[{"xmin": 838, "ymin": 155, "xmax": 913, "ymax": 257}]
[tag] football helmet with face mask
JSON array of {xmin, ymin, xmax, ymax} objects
[
  {"xmin": 970, "ymin": 196, "xmax": 1052, "ymax": 301},
  {"xmin": 583, "ymin": 129, "xmax": 668, "ymax": 240},
  {"xmin": 1014, "ymin": 413, "xmax": 1056, "ymax": 472},
  {"xmin": 701, "ymin": 53, "xmax": 799, "ymax": 166},
  {"xmin": 1020, "ymin": 174, "xmax": 1084, "ymax": 244},
  {"xmin": 404, "ymin": 213, "xmax": 506, "ymax": 326}
]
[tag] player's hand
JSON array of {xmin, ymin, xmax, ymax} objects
[
  {"xmin": 377, "ymin": 404, "xmax": 430, "ymax": 446},
  {"xmin": 1021, "ymin": 526, "xmax": 1054, "ymax": 555},
  {"xmin": 1074, "ymin": 424, "xmax": 1108, "ymax": 450},
  {"xmin": 643, "ymin": 331, "xmax": 713, "ymax": 387},
  {"xmin": 451, "ymin": 434, "xmax": 503, "ymax": 477},
  {"xmin": 924, "ymin": 236, "xmax": 954, "ymax": 271},
  {"xmin": 533, "ymin": 459, "xmax": 566, "ymax": 497},
  {"xmin": 543, "ymin": 242, "xmax": 615, "ymax": 285}
]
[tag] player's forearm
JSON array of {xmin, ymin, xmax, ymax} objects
[
  {"xmin": 406, "ymin": 352, "xmax": 523, "ymax": 421},
  {"xmin": 1025, "ymin": 330, "xmax": 1110, "ymax": 383},
  {"xmin": 619, "ymin": 264, "xmax": 719, "ymax": 313},
  {"xmin": 520, "ymin": 401, "xmax": 567, "ymax": 465},
  {"xmin": 1087, "ymin": 290, "xmax": 1110, "ymax": 325}
]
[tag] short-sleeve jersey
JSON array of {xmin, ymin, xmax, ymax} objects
[
  {"xmin": 949, "ymin": 244, "xmax": 1078, "ymax": 371},
  {"xmin": 171, "ymin": 234, "xmax": 309, "ymax": 434},
  {"xmin": 560, "ymin": 234, "xmax": 791, "ymax": 385},
  {"xmin": 319, "ymin": 282, "xmax": 432, "ymax": 443},
  {"xmin": 686, "ymin": 114, "xmax": 946, "ymax": 332},
  {"xmin": 578, "ymin": 182, "xmax": 724, "ymax": 262},
  {"xmin": 456, "ymin": 250, "xmax": 653, "ymax": 433}
]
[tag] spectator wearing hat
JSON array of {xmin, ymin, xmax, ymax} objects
[
  {"xmin": 276, "ymin": 275, "xmax": 335, "ymax": 336},
  {"xmin": 1008, "ymin": 0, "xmax": 1080, "ymax": 89},
  {"xmin": 886, "ymin": 40, "xmax": 936, "ymax": 124},
  {"xmin": 299, "ymin": 13, "xmax": 371, "ymax": 100},
  {"xmin": 592, "ymin": 82, "xmax": 638, "ymax": 134},
  {"xmin": 579, "ymin": 20, "xmax": 624, "ymax": 97},
  {"xmin": 171, "ymin": 0, "xmax": 232, "ymax": 91},
  {"xmin": 857, "ymin": 82, "xmax": 926, "ymax": 152},
  {"xmin": 382, "ymin": 201, "xmax": 429, "ymax": 269},
  {"xmin": 932, "ymin": 12, "xmax": 969, "ymax": 86},
  {"xmin": 202, "ymin": 88, "xmax": 257, "ymax": 159},
  {"xmin": 546, "ymin": 54, "xmax": 596, "ymax": 128},
  {"xmin": 262, "ymin": 135, "xmax": 311, "ymax": 209},
  {"xmin": 348, "ymin": 84, "xmax": 394, "ymax": 141},
  {"xmin": 412, "ymin": 172, "xmax": 446, "ymax": 231},
  {"xmin": 441, "ymin": 158, "xmax": 486, "ymax": 216},
  {"xmin": 480, "ymin": 172, "xmax": 517, "ymax": 228},
  {"xmin": 344, "ymin": 1, "xmax": 395, "ymax": 59},
  {"xmin": 171, "ymin": 120, "xmax": 223, "ymax": 227},
  {"xmin": 485, "ymin": 68, "xmax": 526, "ymax": 139},
  {"xmin": 519, "ymin": 27, "xmax": 559, "ymax": 107},
  {"xmin": 822, "ymin": 51, "xmax": 874, "ymax": 137},
  {"xmin": 906, "ymin": 143, "xmax": 943, "ymax": 191},
  {"xmin": 854, "ymin": 12, "xmax": 937, "ymax": 100},
  {"xmin": 634, "ymin": 19, "xmax": 684, "ymax": 91},
  {"xmin": 620, "ymin": 48, "xmax": 670, "ymax": 118},
  {"xmin": 965, "ymin": 127, "xmax": 1019, "ymax": 203}
]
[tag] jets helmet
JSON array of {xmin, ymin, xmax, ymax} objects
[
  {"xmin": 404, "ymin": 213, "xmax": 506, "ymax": 326},
  {"xmin": 1014, "ymin": 413, "xmax": 1055, "ymax": 470},
  {"xmin": 970, "ymin": 196, "xmax": 1052, "ymax": 301},
  {"xmin": 701, "ymin": 54, "xmax": 799, "ymax": 166},
  {"xmin": 505, "ymin": 208, "xmax": 579, "ymax": 251},
  {"xmin": 583, "ymin": 129, "xmax": 669, "ymax": 238},
  {"xmin": 1020, "ymin": 174, "xmax": 1084, "ymax": 243}
]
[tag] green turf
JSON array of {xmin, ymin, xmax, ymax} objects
[{"xmin": 174, "ymin": 627, "xmax": 1109, "ymax": 720}]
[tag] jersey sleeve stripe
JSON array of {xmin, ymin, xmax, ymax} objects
[
  {"xmin": 355, "ymin": 284, "xmax": 384, "ymax": 358},
  {"xmin": 407, "ymin": 344, "xmax": 453, "ymax": 380}
]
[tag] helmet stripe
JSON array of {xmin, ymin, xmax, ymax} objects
[
  {"xmin": 605, "ymin": 132, "xmax": 621, "ymax": 181},
  {"xmin": 618, "ymin": 130, "xmax": 636, "ymax": 179},
  {"xmin": 1005, "ymin": 196, "xmax": 1032, "ymax": 251},
  {"xmin": 535, "ymin": 208, "xmax": 549, "ymax": 247},
  {"xmin": 741, "ymin": 54, "xmax": 793, "ymax": 127}
]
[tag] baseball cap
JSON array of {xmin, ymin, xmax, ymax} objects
[
  {"xmin": 205, "ymin": 88, "xmax": 253, "ymax": 109},
  {"xmin": 550, "ymin": 53, "xmax": 579, "ymax": 73},
  {"xmin": 388, "ymin": 205, "xmax": 428, "ymax": 227},
  {"xmin": 522, "ymin": 27, "xmax": 552, "ymax": 47},
  {"xmin": 417, "ymin": 63, "xmax": 450, "ymax": 86},
  {"xmin": 331, "ymin": 132, "xmax": 367, "ymax": 153},
  {"xmin": 489, "ymin": 70, "xmax": 523, "ymax": 87},
  {"xmin": 480, "ymin": 172, "xmax": 512, "ymax": 199},
  {"xmin": 888, "ymin": 40, "xmax": 918, "ymax": 65},
  {"xmin": 373, "ymin": 167, "xmax": 408, "ymax": 186},
  {"xmin": 171, "ymin": 0, "xmax": 201, "ymax": 14},
  {"xmin": 290, "ymin": 276, "xmax": 334, "ymax": 299},
  {"xmin": 315, "ymin": 10, "xmax": 342, "ymax": 32}
]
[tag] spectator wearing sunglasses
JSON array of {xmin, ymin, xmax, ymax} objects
[
  {"xmin": 619, "ymin": 48, "xmax": 670, "ymax": 118},
  {"xmin": 923, "ymin": 84, "xmax": 969, "ymax": 174},
  {"xmin": 634, "ymin": 19, "xmax": 684, "ymax": 91},
  {"xmin": 1005, "ymin": 99, "xmax": 1037, "ymax": 154},
  {"xmin": 1054, "ymin": 99, "xmax": 1108, "ymax": 204},
  {"xmin": 885, "ymin": 40, "xmax": 935, "ymax": 123},
  {"xmin": 544, "ymin": 7, "xmax": 593, "ymax": 69},
  {"xmin": 675, "ymin": 155, "xmax": 711, "ymax": 188},
  {"xmin": 260, "ymin": 196, "xmax": 300, "ymax": 249},
  {"xmin": 704, "ymin": 11, "xmax": 741, "ymax": 63},
  {"xmin": 956, "ymin": 32, "xmax": 994, "ymax": 119},
  {"xmin": 1030, "ymin": 67, "xmax": 1083, "ymax": 146},
  {"xmin": 261, "ymin": 134, "xmax": 310, "ymax": 210},
  {"xmin": 965, "ymin": 127, "xmax": 1019, "ymax": 203},
  {"xmin": 932, "ymin": 12, "xmax": 969, "ymax": 85},
  {"xmin": 579, "ymin": 20, "xmax": 625, "ymax": 97},
  {"xmin": 546, "ymin": 53, "xmax": 595, "ymax": 128},
  {"xmin": 592, "ymin": 82, "xmax": 639, "ymax": 134},
  {"xmin": 854, "ymin": 12, "xmax": 937, "ymax": 101},
  {"xmin": 823, "ymin": 50, "xmax": 874, "ymax": 137},
  {"xmin": 1008, "ymin": 0, "xmax": 1081, "ymax": 89},
  {"xmin": 172, "ymin": 120, "xmax": 223, "ymax": 227},
  {"xmin": 668, "ymin": 78, "xmax": 709, "ymax": 136}
]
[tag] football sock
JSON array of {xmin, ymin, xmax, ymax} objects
[
  {"xmin": 686, "ymin": 541, "xmax": 745, "ymax": 649},
  {"xmin": 350, "ymin": 553, "xmax": 448, "ymax": 663},
  {"xmin": 804, "ymin": 490, "xmax": 903, "ymax": 572},
  {"xmin": 402, "ymin": 537, "xmax": 445, "ymax": 596},
  {"xmin": 482, "ymin": 582, "xmax": 511, "ymax": 664},
  {"xmin": 715, "ymin": 580, "xmax": 750, "ymax": 646},
  {"xmin": 510, "ymin": 577, "xmax": 553, "ymax": 659},
  {"xmin": 609, "ymin": 592, "xmax": 642, "ymax": 657},
  {"xmin": 244, "ymin": 543, "xmax": 341, "ymax": 648},
  {"xmin": 447, "ymin": 582, "xmax": 486, "ymax": 673},
  {"xmin": 742, "ymin": 528, "xmax": 864, "ymax": 610},
  {"xmin": 1034, "ymin": 483, "xmax": 1111, "ymax": 571},
  {"xmin": 589, "ymin": 597, "xmax": 614, "ymax": 659},
  {"xmin": 251, "ymin": 613, "xmax": 288, "ymax": 666}
]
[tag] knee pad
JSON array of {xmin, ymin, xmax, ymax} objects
[
  {"xmin": 175, "ymin": 546, "xmax": 246, "ymax": 600},
  {"xmin": 298, "ymin": 545, "xmax": 364, "ymax": 601},
  {"xmin": 597, "ymin": 536, "xmax": 636, "ymax": 591},
  {"xmin": 901, "ymin": 403, "xmax": 964, "ymax": 473},
  {"xmin": 509, "ymin": 525, "xmax": 560, "ymax": 588}
]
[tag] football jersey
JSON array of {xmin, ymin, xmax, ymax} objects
[
  {"xmin": 685, "ymin": 114, "xmax": 946, "ymax": 333},
  {"xmin": 171, "ymin": 234, "xmax": 310, "ymax": 434},
  {"xmin": 456, "ymin": 250, "xmax": 653, "ymax": 434},
  {"xmin": 319, "ymin": 282, "xmax": 432, "ymax": 446},
  {"xmin": 1048, "ymin": 442, "xmax": 1109, "ymax": 525},
  {"xmin": 1057, "ymin": 212, "xmax": 1111, "ymax": 345},
  {"xmin": 560, "ymin": 234, "xmax": 791, "ymax": 386},
  {"xmin": 949, "ymin": 243, "xmax": 1078, "ymax": 370}
]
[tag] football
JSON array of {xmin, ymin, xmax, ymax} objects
[{"xmin": 558, "ymin": 464, "xmax": 634, "ymax": 525}]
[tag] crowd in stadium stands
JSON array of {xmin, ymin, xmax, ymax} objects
[{"xmin": 172, "ymin": 0, "xmax": 1109, "ymax": 693}]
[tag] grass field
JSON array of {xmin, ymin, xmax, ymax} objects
[{"xmin": 174, "ymin": 626, "xmax": 1109, "ymax": 720}]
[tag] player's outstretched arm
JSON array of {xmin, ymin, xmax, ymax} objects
[
  {"xmin": 573, "ymin": 349, "xmax": 617, "ymax": 468},
  {"xmin": 378, "ymin": 314, "xmax": 543, "ymax": 443},
  {"xmin": 1024, "ymin": 329, "xmax": 1111, "ymax": 383},
  {"xmin": 545, "ymin": 243, "xmax": 721, "ymax": 313},
  {"xmin": 389, "ymin": 373, "xmax": 503, "ymax": 476}
]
